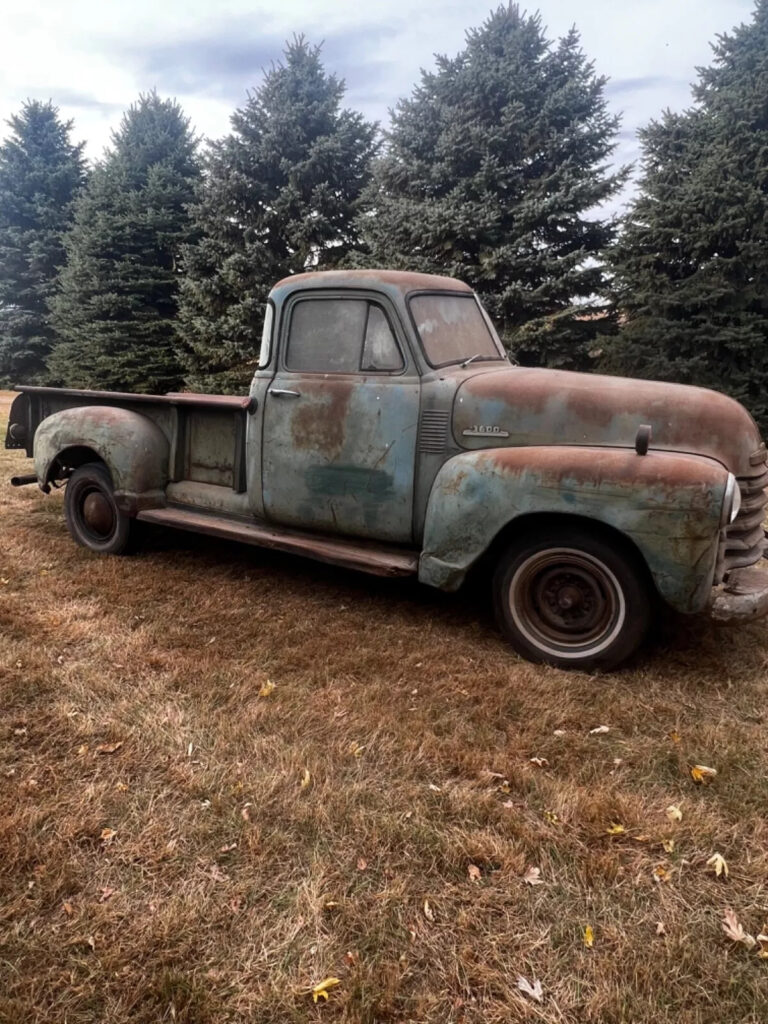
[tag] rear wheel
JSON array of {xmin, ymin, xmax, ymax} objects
[
  {"xmin": 493, "ymin": 527, "xmax": 652, "ymax": 671},
  {"xmin": 64, "ymin": 462, "xmax": 132, "ymax": 555}
]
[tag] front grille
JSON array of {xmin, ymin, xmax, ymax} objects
[{"xmin": 721, "ymin": 464, "xmax": 768, "ymax": 576}]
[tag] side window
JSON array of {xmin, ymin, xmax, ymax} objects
[
  {"xmin": 361, "ymin": 305, "xmax": 403, "ymax": 372},
  {"xmin": 287, "ymin": 299, "xmax": 367, "ymax": 372},
  {"xmin": 286, "ymin": 297, "xmax": 404, "ymax": 374}
]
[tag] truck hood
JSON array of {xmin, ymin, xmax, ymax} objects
[{"xmin": 453, "ymin": 367, "xmax": 764, "ymax": 476}]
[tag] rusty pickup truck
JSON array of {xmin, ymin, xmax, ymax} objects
[{"xmin": 6, "ymin": 269, "xmax": 768, "ymax": 670}]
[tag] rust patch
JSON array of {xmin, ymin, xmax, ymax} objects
[{"xmin": 289, "ymin": 379, "xmax": 352, "ymax": 456}]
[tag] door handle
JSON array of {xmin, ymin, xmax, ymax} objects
[{"xmin": 268, "ymin": 388, "xmax": 301, "ymax": 398}]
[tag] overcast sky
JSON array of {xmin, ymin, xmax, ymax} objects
[{"xmin": 0, "ymin": 0, "xmax": 755, "ymax": 210}]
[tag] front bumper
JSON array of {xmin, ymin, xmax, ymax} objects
[{"xmin": 710, "ymin": 564, "xmax": 768, "ymax": 623}]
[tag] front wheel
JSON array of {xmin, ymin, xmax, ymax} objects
[
  {"xmin": 493, "ymin": 527, "xmax": 652, "ymax": 671},
  {"xmin": 64, "ymin": 462, "xmax": 132, "ymax": 555}
]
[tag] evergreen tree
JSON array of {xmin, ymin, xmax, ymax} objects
[
  {"xmin": 355, "ymin": 3, "xmax": 626, "ymax": 370},
  {"xmin": 49, "ymin": 92, "xmax": 199, "ymax": 393},
  {"xmin": 606, "ymin": 1, "xmax": 768, "ymax": 431},
  {"xmin": 179, "ymin": 37, "xmax": 378, "ymax": 392},
  {"xmin": 0, "ymin": 101, "xmax": 86, "ymax": 384}
]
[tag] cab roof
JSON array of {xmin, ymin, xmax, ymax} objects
[{"xmin": 270, "ymin": 268, "xmax": 473, "ymax": 300}]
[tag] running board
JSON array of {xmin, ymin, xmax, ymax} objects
[{"xmin": 136, "ymin": 507, "xmax": 419, "ymax": 578}]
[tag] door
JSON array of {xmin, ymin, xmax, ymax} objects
[{"xmin": 262, "ymin": 293, "xmax": 420, "ymax": 543}]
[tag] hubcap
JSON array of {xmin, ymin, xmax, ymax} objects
[
  {"xmin": 82, "ymin": 490, "xmax": 115, "ymax": 538},
  {"xmin": 509, "ymin": 548, "xmax": 625, "ymax": 658}
]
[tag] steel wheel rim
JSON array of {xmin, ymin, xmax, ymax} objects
[{"xmin": 508, "ymin": 548, "xmax": 626, "ymax": 659}]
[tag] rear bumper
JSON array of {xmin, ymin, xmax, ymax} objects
[{"xmin": 710, "ymin": 564, "xmax": 768, "ymax": 623}]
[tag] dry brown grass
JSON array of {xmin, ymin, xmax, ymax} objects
[{"xmin": 2, "ymin": 389, "xmax": 768, "ymax": 1023}]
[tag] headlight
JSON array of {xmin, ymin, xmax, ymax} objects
[{"xmin": 721, "ymin": 473, "xmax": 741, "ymax": 526}]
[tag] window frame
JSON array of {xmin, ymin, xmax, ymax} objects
[
  {"xmin": 257, "ymin": 300, "xmax": 276, "ymax": 369},
  {"xmin": 282, "ymin": 291, "xmax": 408, "ymax": 377},
  {"xmin": 406, "ymin": 289, "xmax": 507, "ymax": 370}
]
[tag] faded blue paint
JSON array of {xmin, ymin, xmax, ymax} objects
[{"xmin": 419, "ymin": 446, "xmax": 729, "ymax": 612}]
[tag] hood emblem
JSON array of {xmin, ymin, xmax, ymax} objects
[{"xmin": 462, "ymin": 425, "xmax": 510, "ymax": 438}]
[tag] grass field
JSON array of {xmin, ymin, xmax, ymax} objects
[{"xmin": 2, "ymin": 389, "xmax": 768, "ymax": 1023}]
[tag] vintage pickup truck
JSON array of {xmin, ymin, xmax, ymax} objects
[{"xmin": 6, "ymin": 269, "xmax": 768, "ymax": 670}]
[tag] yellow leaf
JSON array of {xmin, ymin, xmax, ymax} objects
[
  {"xmin": 348, "ymin": 741, "xmax": 365, "ymax": 758},
  {"xmin": 662, "ymin": 839, "xmax": 675, "ymax": 854},
  {"xmin": 100, "ymin": 827, "xmax": 117, "ymax": 844},
  {"xmin": 584, "ymin": 925, "xmax": 594, "ymax": 948},
  {"xmin": 311, "ymin": 977, "xmax": 341, "ymax": 1003},
  {"xmin": 707, "ymin": 852, "xmax": 729, "ymax": 878},
  {"xmin": 115, "ymin": 781, "xmax": 129, "ymax": 792},
  {"xmin": 690, "ymin": 764, "xmax": 717, "ymax": 784},
  {"xmin": 258, "ymin": 680, "xmax": 275, "ymax": 697},
  {"xmin": 300, "ymin": 768, "xmax": 311, "ymax": 790},
  {"xmin": 544, "ymin": 810, "xmax": 559, "ymax": 824},
  {"xmin": 467, "ymin": 863, "xmax": 481, "ymax": 883},
  {"xmin": 606, "ymin": 823, "xmax": 626, "ymax": 836},
  {"xmin": 665, "ymin": 804, "xmax": 683, "ymax": 823},
  {"xmin": 652, "ymin": 864, "xmax": 671, "ymax": 883},
  {"xmin": 668, "ymin": 730, "xmax": 682, "ymax": 743}
]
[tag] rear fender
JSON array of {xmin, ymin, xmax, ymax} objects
[
  {"xmin": 418, "ymin": 446, "xmax": 730, "ymax": 613},
  {"xmin": 34, "ymin": 406, "xmax": 169, "ymax": 515}
]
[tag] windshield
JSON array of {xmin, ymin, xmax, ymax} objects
[{"xmin": 409, "ymin": 293, "xmax": 504, "ymax": 368}]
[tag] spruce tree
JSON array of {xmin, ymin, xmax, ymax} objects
[
  {"xmin": 49, "ymin": 93, "xmax": 199, "ymax": 393},
  {"xmin": 355, "ymin": 4, "xmax": 626, "ymax": 370},
  {"xmin": 606, "ymin": 1, "xmax": 768, "ymax": 431},
  {"xmin": 179, "ymin": 37, "xmax": 378, "ymax": 392},
  {"xmin": 0, "ymin": 101, "xmax": 86, "ymax": 384}
]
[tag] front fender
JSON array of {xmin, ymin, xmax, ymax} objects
[
  {"xmin": 418, "ymin": 446, "xmax": 729, "ymax": 613},
  {"xmin": 34, "ymin": 406, "xmax": 169, "ymax": 514}
]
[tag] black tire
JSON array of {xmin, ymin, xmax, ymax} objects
[
  {"xmin": 492, "ymin": 526, "xmax": 652, "ymax": 672},
  {"xmin": 64, "ymin": 462, "xmax": 132, "ymax": 555}
]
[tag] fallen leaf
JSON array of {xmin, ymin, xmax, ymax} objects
[
  {"xmin": 523, "ymin": 866, "xmax": 543, "ymax": 886},
  {"xmin": 662, "ymin": 839, "xmax": 675, "ymax": 853},
  {"xmin": 656, "ymin": 921, "xmax": 666, "ymax": 936},
  {"xmin": 115, "ymin": 781, "xmax": 129, "ymax": 792},
  {"xmin": 98, "ymin": 887, "xmax": 116, "ymax": 903},
  {"xmin": 13, "ymin": 727, "xmax": 27, "ymax": 737},
  {"xmin": 467, "ymin": 863, "xmax": 481, "ymax": 883},
  {"xmin": 502, "ymin": 799, "xmax": 515, "ymax": 809},
  {"xmin": 652, "ymin": 864, "xmax": 671, "ymax": 883},
  {"xmin": 348, "ymin": 741, "xmax": 365, "ymax": 758},
  {"xmin": 544, "ymin": 810, "xmax": 559, "ymax": 824},
  {"xmin": 300, "ymin": 768, "xmax": 311, "ymax": 790},
  {"xmin": 220, "ymin": 842, "xmax": 238, "ymax": 853},
  {"xmin": 77, "ymin": 744, "xmax": 89, "ymax": 756},
  {"xmin": 423, "ymin": 899, "xmax": 435, "ymax": 922},
  {"xmin": 722, "ymin": 908, "xmax": 755, "ymax": 948},
  {"xmin": 668, "ymin": 730, "xmax": 682, "ymax": 743},
  {"xmin": 632, "ymin": 834, "xmax": 651, "ymax": 843},
  {"xmin": 606, "ymin": 823, "xmax": 626, "ymax": 836},
  {"xmin": 258, "ymin": 680, "xmax": 275, "ymax": 697},
  {"xmin": 516, "ymin": 975, "xmax": 543, "ymax": 1003},
  {"xmin": 498, "ymin": 780, "xmax": 511, "ymax": 794},
  {"xmin": 690, "ymin": 764, "xmax": 717, "ymax": 784},
  {"xmin": 311, "ymin": 977, "xmax": 341, "ymax": 1003},
  {"xmin": 584, "ymin": 925, "xmax": 594, "ymax": 948},
  {"xmin": 589, "ymin": 725, "xmax": 610, "ymax": 735},
  {"xmin": 756, "ymin": 933, "xmax": 768, "ymax": 959},
  {"xmin": 553, "ymin": 729, "xmax": 566, "ymax": 736},
  {"xmin": 665, "ymin": 804, "xmax": 683, "ymax": 823},
  {"xmin": 95, "ymin": 742, "xmax": 123, "ymax": 755},
  {"xmin": 356, "ymin": 857, "xmax": 368, "ymax": 871},
  {"xmin": 428, "ymin": 783, "xmax": 442, "ymax": 792},
  {"xmin": 100, "ymin": 827, "xmax": 117, "ymax": 844},
  {"xmin": 62, "ymin": 901, "xmax": 74, "ymax": 916},
  {"xmin": 707, "ymin": 852, "xmax": 729, "ymax": 879},
  {"xmin": 344, "ymin": 950, "xmax": 357, "ymax": 966},
  {"xmin": 241, "ymin": 803, "xmax": 252, "ymax": 821},
  {"xmin": 529, "ymin": 756, "xmax": 549, "ymax": 768}
]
